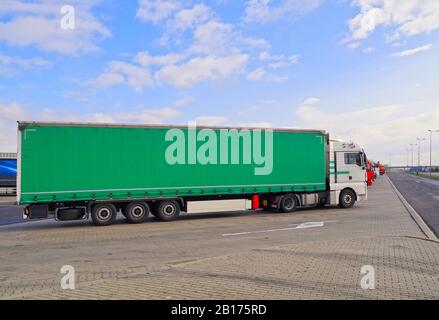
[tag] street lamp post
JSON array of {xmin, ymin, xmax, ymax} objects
[
  {"xmin": 416, "ymin": 137, "xmax": 426, "ymax": 168},
  {"xmin": 410, "ymin": 143, "xmax": 415, "ymax": 167},
  {"xmin": 428, "ymin": 130, "xmax": 439, "ymax": 176}
]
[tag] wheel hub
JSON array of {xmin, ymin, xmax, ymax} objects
[
  {"xmin": 131, "ymin": 206, "xmax": 144, "ymax": 218},
  {"xmin": 97, "ymin": 208, "xmax": 111, "ymax": 221},
  {"xmin": 164, "ymin": 205, "xmax": 175, "ymax": 215}
]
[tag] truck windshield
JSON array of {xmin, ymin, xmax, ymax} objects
[{"xmin": 344, "ymin": 153, "xmax": 362, "ymax": 166}]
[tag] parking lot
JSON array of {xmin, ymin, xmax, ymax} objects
[{"xmin": 0, "ymin": 176, "xmax": 438, "ymax": 299}]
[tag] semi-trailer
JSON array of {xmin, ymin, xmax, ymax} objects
[{"xmin": 17, "ymin": 122, "xmax": 367, "ymax": 226}]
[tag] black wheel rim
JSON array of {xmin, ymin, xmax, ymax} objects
[{"xmin": 283, "ymin": 197, "xmax": 294, "ymax": 210}]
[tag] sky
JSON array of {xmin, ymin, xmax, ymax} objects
[{"xmin": 0, "ymin": 0, "xmax": 438, "ymax": 166}]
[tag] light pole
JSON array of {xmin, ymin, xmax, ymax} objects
[
  {"xmin": 416, "ymin": 137, "xmax": 426, "ymax": 167},
  {"xmin": 428, "ymin": 129, "xmax": 439, "ymax": 176},
  {"xmin": 406, "ymin": 148, "xmax": 409, "ymax": 168},
  {"xmin": 409, "ymin": 143, "xmax": 415, "ymax": 167}
]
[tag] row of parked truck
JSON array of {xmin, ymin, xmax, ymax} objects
[{"xmin": 366, "ymin": 160, "xmax": 385, "ymax": 186}]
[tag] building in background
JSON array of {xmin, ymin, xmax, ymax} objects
[{"xmin": 0, "ymin": 153, "xmax": 17, "ymax": 196}]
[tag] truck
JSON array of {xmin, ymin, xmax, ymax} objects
[
  {"xmin": 17, "ymin": 121, "xmax": 367, "ymax": 226},
  {"xmin": 0, "ymin": 152, "xmax": 17, "ymax": 196},
  {"xmin": 378, "ymin": 162, "xmax": 386, "ymax": 175}
]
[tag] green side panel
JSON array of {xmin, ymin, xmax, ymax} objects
[{"xmin": 19, "ymin": 125, "xmax": 327, "ymax": 204}]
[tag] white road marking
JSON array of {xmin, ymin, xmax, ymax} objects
[
  {"xmin": 222, "ymin": 220, "xmax": 337, "ymax": 237},
  {"xmin": 433, "ymin": 196, "xmax": 439, "ymax": 201}
]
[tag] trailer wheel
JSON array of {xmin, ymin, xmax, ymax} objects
[
  {"xmin": 91, "ymin": 203, "xmax": 117, "ymax": 226},
  {"xmin": 339, "ymin": 189, "xmax": 356, "ymax": 208},
  {"xmin": 279, "ymin": 194, "xmax": 297, "ymax": 213},
  {"xmin": 124, "ymin": 202, "xmax": 149, "ymax": 224},
  {"xmin": 156, "ymin": 200, "xmax": 180, "ymax": 221}
]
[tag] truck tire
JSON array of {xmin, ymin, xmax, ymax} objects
[
  {"xmin": 124, "ymin": 202, "xmax": 149, "ymax": 224},
  {"xmin": 279, "ymin": 194, "xmax": 297, "ymax": 213},
  {"xmin": 91, "ymin": 203, "xmax": 117, "ymax": 226},
  {"xmin": 339, "ymin": 189, "xmax": 356, "ymax": 208},
  {"xmin": 156, "ymin": 200, "xmax": 180, "ymax": 221}
]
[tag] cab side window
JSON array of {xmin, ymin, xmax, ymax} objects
[{"xmin": 344, "ymin": 153, "xmax": 361, "ymax": 166}]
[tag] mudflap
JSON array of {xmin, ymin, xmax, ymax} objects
[{"xmin": 24, "ymin": 204, "xmax": 49, "ymax": 219}]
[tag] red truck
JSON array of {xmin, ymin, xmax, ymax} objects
[{"xmin": 366, "ymin": 159, "xmax": 375, "ymax": 186}]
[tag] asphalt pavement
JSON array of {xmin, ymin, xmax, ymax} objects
[
  {"xmin": 0, "ymin": 198, "xmax": 23, "ymax": 225},
  {"xmin": 388, "ymin": 172, "xmax": 439, "ymax": 238}
]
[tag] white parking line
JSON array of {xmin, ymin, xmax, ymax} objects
[{"xmin": 222, "ymin": 220, "xmax": 337, "ymax": 237}]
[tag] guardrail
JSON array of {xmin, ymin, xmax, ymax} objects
[
  {"xmin": 0, "ymin": 187, "xmax": 16, "ymax": 196},
  {"xmin": 0, "ymin": 153, "xmax": 17, "ymax": 159}
]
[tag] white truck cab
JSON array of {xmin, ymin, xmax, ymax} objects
[{"xmin": 328, "ymin": 139, "xmax": 368, "ymax": 207}]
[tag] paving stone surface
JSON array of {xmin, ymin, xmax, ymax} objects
[{"xmin": 0, "ymin": 176, "xmax": 437, "ymax": 299}]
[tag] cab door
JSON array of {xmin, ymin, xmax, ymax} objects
[{"xmin": 335, "ymin": 151, "xmax": 365, "ymax": 183}]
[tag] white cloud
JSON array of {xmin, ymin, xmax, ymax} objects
[
  {"xmin": 195, "ymin": 115, "xmax": 228, "ymax": 126},
  {"xmin": 155, "ymin": 54, "xmax": 248, "ymax": 87},
  {"xmin": 0, "ymin": 102, "xmax": 26, "ymax": 151},
  {"xmin": 392, "ymin": 44, "xmax": 433, "ymax": 57},
  {"xmin": 91, "ymin": 107, "xmax": 182, "ymax": 124},
  {"xmin": 300, "ymin": 97, "xmax": 320, "ymax": 106},
  {"xmin": 93, "ymin": 2, "xmax": 270, "ymax": 90},
  {"xmin": 347, "ymin": 0, "xmax": 439, "ymax": 44},
  {"xmin": 244, "ymin": 0, "xmax": 321, "ymax": 23},
  {"xmin": 188, "ymin": 19, "xmax": 269, "ymax": 56},
  {"xmin": 258, "ymin": 51, "xmax": 300, "ymax": 69},
  {"xmin": 189, "ymin": 20, "xmax": 235, "ymax": 55},
  {"xmin": 235, "ymin": 121, "xmax": 272, "ymax": 128},
  {"xmin": 246, "ymin": 67, "xmax": 288, "ymax": 82},
  {"xmin": 246, "ymin": 68, "xmax": 266, "ymax": 80},
  {"xmin": 0, "ymin": 54, "xmax": 51, "ymax": 75},
  {"xmin": 91, "ymin": 52, "xmax": 248, "ymax": 90},
  {"xmin": 0, "ymin": 101, "xmax": 25, "ymax": 121},
  {"xmin": 139, "ymin": 1, "xmax": 269, "ymax": 55},
  {"xmin": 136, "ymin": 0, "xmax": 182, "ymax": 24},
  {"xmin": 295, "ymin": 98, "xmax": 439, "ymax": 165},
  {"xmin": 173, "ymin": 96, "xmax": 194, "ymax": 107},
  {"xmin": 135, "ymin": 51, "xmax": 182, "ymax": 67},
  {"xmin": 90, "ymin": 61, "xmax": 153, "ymax": 92},
  {"xmin": 0, "ymin": 100, "xmax": 183, "ymax": 151},
  {"xmin": 363, "ymin": 47, "xmax": 376, "ymax": 54},
  {"xmin": 194, "ymin": 116, "xmax": 273, "ymax": 128},
  {"xmin": 90, "ymin": 72, "xmax": 125, "ymax": 88},
  {"xmin": 171, "ymin": 3, "xmax": 212, "ymax": 30},
  {"xmin": 0, "ymin": 0, "xmax": 110, "ymax": 55}
]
